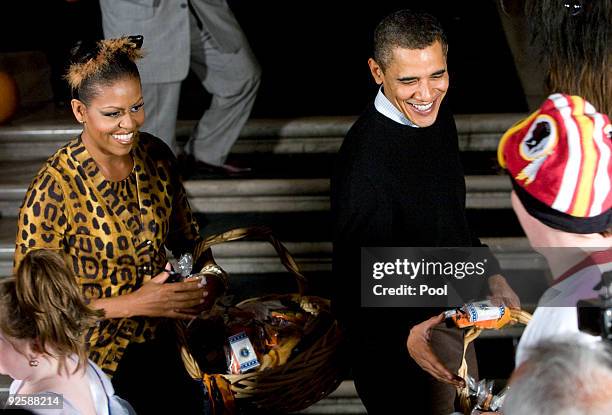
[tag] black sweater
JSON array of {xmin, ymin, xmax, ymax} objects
[
  {"xmin": 332, "ymin": 101, "xmax": 475, "ymax": 247},
  {"xmin": 331, "ymin": 102, "xmax": 495, "ymax": 326}
]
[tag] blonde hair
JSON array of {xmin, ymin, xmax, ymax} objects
[{"xmin": 0, "ymin": 249, "xmax": 104, "ymax": 374}]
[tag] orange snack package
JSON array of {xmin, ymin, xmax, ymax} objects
[{"xmin": 445, "ymin": 300, "xmax": 512, "ymax": 329}]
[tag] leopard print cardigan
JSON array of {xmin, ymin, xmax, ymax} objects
[{"xmin": 14, "ymin": 132, "xmax": 201, "ymax": 376}]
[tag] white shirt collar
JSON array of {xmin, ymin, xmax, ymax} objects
[{"xmin": 374, "ymin": 87, "xmax": 418, "ymax": 127}]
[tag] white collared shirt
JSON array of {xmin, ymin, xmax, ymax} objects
[{"xmin": 374, "ymin": 87, "xmax": 418, "ymax": 127}]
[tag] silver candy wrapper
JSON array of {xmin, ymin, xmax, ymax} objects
[
  {"xmin": 467, "ymin": 375, "xmax": 508, "ymax": 413},
  {"xmin": 171, "ymin": 253, "xmax": 193, "ymax": 277}
]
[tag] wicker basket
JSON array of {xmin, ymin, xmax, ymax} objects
[{"xmin": 181, "ymin": 227, "xmax": 345, "ymax": 413}]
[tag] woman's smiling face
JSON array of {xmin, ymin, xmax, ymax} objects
[{"xmin": 72, "ymin": 76, "xmax": 145, "ymax": 157}]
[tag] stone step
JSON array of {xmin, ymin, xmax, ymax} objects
[
  {"xmin": 0, "ymin": 113, "xmax": 525, "ymax": 162},
  {"xmin": 0, "ymin": 345, "xmax": 518, "ymax": 413},
  {"xmin": 0, "ymin": 110, "xmax": 532, "ymax": 412},
  {"xmin": 0, "ymin": 203, "xmax": 542, "ymax": 344},
  {"xmin": 0, "ymin": 233, "xmax": 542, "ymax": 277},
  {"xmin": 186, "ymin": 175, "xmax": 513, "ymax": 212},
  {"xmin": 196, "ymin": 209, "xmax": 524, "ymax": 242},
  {"xmin": 0, "ymin": 206, "xmax": 547, "ymax": 312},
  {"xmin": 0, "ymin": 175, "xmax": 512, "ymax": 218},
  {"xmin": 0, "ymin": 378, "xmax": 366, "ymax": 414},
  {"xmin": 0, "ymin": 359, "xmax": 520, "ymax": 414},
  {"xmin": 294, "ymin": 380, "xmax": 366, "ymax": 414}
]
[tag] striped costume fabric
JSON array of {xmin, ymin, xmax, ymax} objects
[{"xmin": 498, "ymin": 93, "xmax": 612, "ymax": 221}]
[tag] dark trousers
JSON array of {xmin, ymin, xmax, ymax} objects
[
  {"xmin": 111, "ymin": 326, "xmax": 207, "ymax": 415},
  {"xmin": 349, "ymin": 322, "xmax": 477, "ymax": 415}
]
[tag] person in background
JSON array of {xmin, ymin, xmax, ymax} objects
[
  {"xmin": 0, "ymin": 249, "xmax": 135, "ymax": 415},
  {"xmin": 99, "ymin": 0, "xmax": 261, "ymax": 176},
  {"xmin": 14, "ymin": 35, "xmax": 227, "ymax": 414},
  {"xmin": 525, "ymin": 0, "xmax": 610, "ymax": 119},
  {"xmin": 503, "ymin": 337, "xmax": 612, "ymax": 415}
]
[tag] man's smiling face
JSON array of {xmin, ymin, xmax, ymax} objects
[{"xmin": 369, "ymin": 40, "xmax": 449, "ymax": 127}]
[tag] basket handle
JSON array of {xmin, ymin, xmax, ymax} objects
[{"xmin": 193, "ymin": 226, "xmax": 308, "ymax": 296}]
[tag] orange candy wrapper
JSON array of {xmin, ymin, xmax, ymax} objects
[{"xmin": 445, "ymin": 300, "xmax": 512, "ymax": 329}]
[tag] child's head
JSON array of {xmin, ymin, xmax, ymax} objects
[
  {"xmin": 498, "ymin": 93, "xmax": 612, "ymax": 243},
  {"xmin": 0, "ymin": 249, "xmax": 103, "ymax": 378}
]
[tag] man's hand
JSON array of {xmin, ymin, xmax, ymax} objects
[
  {"xmin": 488, "ymin": 274, "xmax": 521, "ymax": 309},
  {"xmin": 407, "ymin": 313, "xmax": 465, "ymax": 387}
]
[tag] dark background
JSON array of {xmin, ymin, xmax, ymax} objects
[{"xmin": 0, "ymin": 0, "xmax": 527, "ymax": 118}]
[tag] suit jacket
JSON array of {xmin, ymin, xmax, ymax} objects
[
  {"xmin": 14, "ymin": 133, "xmax": 202, "ymax": 376},
  {"xmin": 100, "ymin": 0, "xmax": 245, "ymax": 83}
]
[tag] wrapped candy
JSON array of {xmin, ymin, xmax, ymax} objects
[
  {"xmin": 175, "ymin": 252, "xmax": 193, "ymax": 276},
  {"xmin": 466, "ymin": 375, "xmax": 508, "ymax": 414},
  {"xmin": 167, "ymin": 253, "xmax": 194, "ymax": 282},
  {"xmin": 227, "ymin": 331, "xmax": 261, "ymax": 374},
  {"xmin": 217, "ymin": 297, "xmax": 330, "ymax": 375},
  {"xmin": 168, "ymin": 253, "xmax": 227, "ymax": 301},
  {"xmin": 445, "ymin": 300, "xmax": 511, "ymax": 329}
]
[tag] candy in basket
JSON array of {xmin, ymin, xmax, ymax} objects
[{"xmin": 177, "ymin": 227, "xmax": 344, "ymax": 414}]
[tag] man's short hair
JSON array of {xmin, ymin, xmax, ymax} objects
[
  {"xmin": 503, "ymin": 337, "xmax": 612, "ymax": 415},
  {"xmin": 373, "ymin": 9, "xmax": 448, "ymax": 72}
]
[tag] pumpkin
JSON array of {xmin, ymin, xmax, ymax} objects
[{"xmin": 0, "ymin": 71, "xmax": 19, "ymax": 124}]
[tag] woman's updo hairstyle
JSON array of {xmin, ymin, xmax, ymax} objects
[
  {"xmin": 0, "ymin": 249, "xmax": 104, "ymax": 374},
  {"xmin": 65, "ymin": 35, "xmax": 144, "ymax": 105}
]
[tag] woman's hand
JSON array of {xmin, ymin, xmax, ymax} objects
[
  {"xmin": 129, "ymin": 267, "xmax": 207, "ymax": 319},
  {"xmin": 89, "ymin": 263, "xmax": 226, "ymax": 319},
  {"xmin": 407, "ymin": 313, "xmax": 465, "ymax": 387}
]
